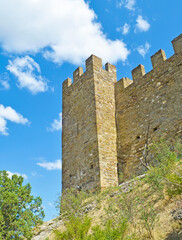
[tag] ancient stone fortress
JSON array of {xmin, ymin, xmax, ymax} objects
[{"xmin": 62, "ymin": 34, "xmax": 182, "ymax": 192}]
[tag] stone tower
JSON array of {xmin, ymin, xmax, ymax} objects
[{"xmin": 62, "ymin": 55, "xmax": 118, "ymax": 191}]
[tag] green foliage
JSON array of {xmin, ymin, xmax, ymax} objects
[
  {"xmin": 139, "ymin": 203, "xmax": 158, "ymax": 240},
  {"xmin": 145, "ymin": 139, "xmax": 182, "ymax": 197},
  {"xmin": 54, "ymin": 217, "xmax": 130, "ymax": 240},
  {"xmin": 54, "ymin": 188, "xmax": 92, "ymax": 240},
  {"xmin": 54, "ymin": 215, "xmax": 91, "ymax": 240},
  {"xmin": 0, "ymin": 170, "xmax": 45, "ymax": 239},
  {"xmin": 87, "ymin": 219, "xmax": 128, "ymax": 240},
  {"xmin": 57, "ymin": 188, "xmax": 91, "ymax": 218},
  {"xmin": 105, "ymin": 182, "xmax": 159, "ymax": 239},
  {"xmin": 166, "ymin": 168, "xmax": 182, "ymax": 196}
]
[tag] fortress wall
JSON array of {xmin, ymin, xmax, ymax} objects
[
  {"xmin": 62, "ymin": 33, "xmax": 182, "ymax": 191},
  {"xmin": 62, "ymin": 68, "xmax": 100, "ymax": 191},
  {"xmin": 115, "ymin": 34, "xmax": 182, "ymax": 181}
]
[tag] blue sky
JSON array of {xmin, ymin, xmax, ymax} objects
[{"xmin": 0, "ymin": 0, "xmax": 181, "ymax": 221}]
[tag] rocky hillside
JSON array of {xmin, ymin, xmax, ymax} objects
[
  {"xmin": 33, "ymin": 140, "xmax": 182, "ymax": 240},
  {"xmin": 33, "ymin": 177, "xmax": 182, "ymax": 240}
]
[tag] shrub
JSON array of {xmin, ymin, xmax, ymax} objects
[
  {"xmin": 54, "ymin": 215, "xmax": 91, "ymax": 240},
  {"xmin": 145, "ymin": 139, "xmax": 182, "ymax": 197},
  {"xmin": 87, "ymin": 219, "xmax": 128, "ymax": 240}
]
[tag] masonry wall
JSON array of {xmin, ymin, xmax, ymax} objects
[
  {"xmin": 115, "ymin": 34, "xmax": 182, "ymax": 181},
  {"xmin": 62, "ymin": 67, "xmax": 100, "ymax": 191},
  {"xmin": 62, "ymin": 55, "xmax": 118, "ymax": 191},
  {"xmin": 62, "ymin": 33, "xmax": 182, "ymax": 191}
]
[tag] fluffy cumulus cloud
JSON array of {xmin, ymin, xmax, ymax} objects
[
  {"xmin": 0, "ymin": 0, "xmax": 129, "ymax": 65},
  {"xmin": 7, "ymin": 56, "xmax": 48, "ymax": 94},
  {"xmin": 135, "ymin": 15, "xmax": 150, "ymax": 32},
  {"xmin": 37, "ymin": 159, "xmax": 62, "ymax": 170},
  {"xmin": 117, "ymin": 0, "xmax": 136, "ymax": 11},
  {"xmin": 7, "ymin": 170, "xmax": 28, "ymax": 180},
  {"xmin": 137, "ymin": 42, "xmax": 151, "ymax": 57},
  {"xmin": 47, "ymin": 113, "xmax": 62, "ymax": 132},
  {"xmin": 0, "ymin": 104, "xmax": 29, "ymax": 135}
]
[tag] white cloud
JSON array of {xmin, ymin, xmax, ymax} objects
[
  {"xmin": 0, "ymin": 0, "xmax": 130, "ymax": 65},
  {"xmin": 0, "ymin": 73, "xmax": 10, "ymax": 90},
  {"xmin": 0, "ymin": 79, "xmax": 10, "ymax": 90},
  {"xmin": 122, "ymin": 23, "xmax": 130, "ymax": 35},
  {"xmin": 7, "ymin": 170, "xmax": 28, "ymax": 180},
  {"xmin": 0, "ymin": 117, "xmax": 8, "ymax": 136},
  {"xmin": 137, "ymin": 42, "xmax": 151, "ymax": 57},
  {"xmin": 117, "ymin": 0, "xmax": 135, "ymax": 11},
  {"xmin": 125, "ymin": 0, "xmax": 135, "ymax": 10},
  {"xmin": 0, "ymin": 104, "xmax": 29, "ymax": 135},
  {"xmin": 47, "ymin": 113, "xmax": 62, "ymax": 132},
  {"xmin": 135, "ymin": 15, "xmax": 150, "ymax": 32},
  {"xmin": 7, "ymin": 56, "xmax": 48, "ymax": 94},
  {"xmin": 37, "ymin": 159, "xmax": 62, "ymax": 170},
  {"xmin": 116, "ymin": 23, "xmax": 130, "ymax": 35}
]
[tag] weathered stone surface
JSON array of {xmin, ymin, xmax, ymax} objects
[
  {"xmin": 115, "ymin": 40, "xmax": 182, "ymax": 181},
  {"xmin": 62, "ymin": 34, "xmax": 182, "ymax": 191},
  {"xmin": 62, "ymin": 54, "xmax": 118, "ymax": 191},
  {"xmin": 171, "ymin": 208, "xmax": 182, "ymax": 221}
]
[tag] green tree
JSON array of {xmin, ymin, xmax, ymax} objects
[{"xmin": 0, "ymin": 170, "xmax": 45, "ymax": 239}]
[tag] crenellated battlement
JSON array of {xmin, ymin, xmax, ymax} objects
[
  {"xmin": 73, "ymin": 66, "xmax": 83, "ymax": 83},
  {"xmin": 151, "ymin": 49, "xmax": 166, "ymax": 68},
  {"xmin": 132, "ymin": 64, "xmax": 145, "ymax": 81},
  {"xmin": 63, "ymin": 34, "xmax": 182, "ymax": 93},
  {"xmin": 117, "ymin": 33, "xmax": 182, "ymax": 90},
  {"xmin": 62, "ymin": 33, "xmax": 182, "ymax": 192},
  {"xmin": 63, "ymin": 55, "xmax": 117, "ymax": 91},
  {"xmin": 172, "ymin": 33, "xmax": 182, "ymax": 54}
]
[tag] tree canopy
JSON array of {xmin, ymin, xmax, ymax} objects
[{"xmin": 0, "ymin": 170, "xmax": 45, "ymax": 239}]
